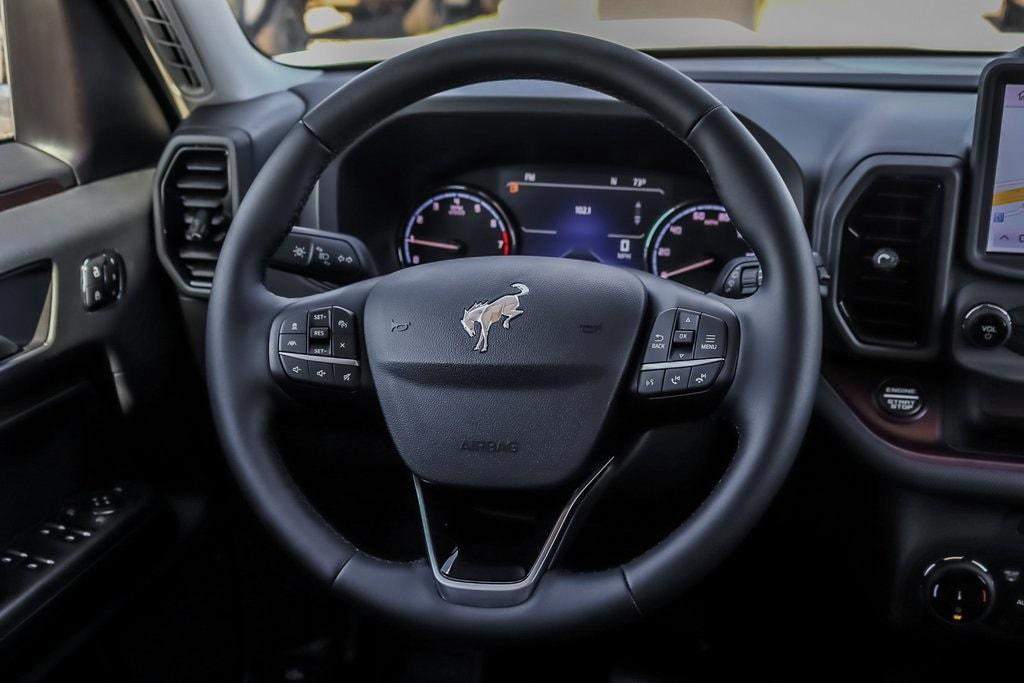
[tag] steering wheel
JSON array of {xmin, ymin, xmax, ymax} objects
[{"xmin": 206, "ymin": 29, "xmax": 821, "ymax": 639}]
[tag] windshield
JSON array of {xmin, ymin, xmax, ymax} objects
[{"xmin": 228, "ymin": 0, "xmax": 1020, "ymax": 67}]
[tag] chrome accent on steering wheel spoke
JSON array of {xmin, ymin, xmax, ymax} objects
[{"xmin": 414, "ymin": 458, "xmax": 614, "ymax": 608}]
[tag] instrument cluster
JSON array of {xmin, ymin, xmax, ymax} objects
[{"xmin": 398, "ymin": 166, "xmax": 756, "ymax": 294}]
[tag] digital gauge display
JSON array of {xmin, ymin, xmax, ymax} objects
[
  {"xmin": 398, "ymin": 167, "xmax": 757, "ymax": 295},
  {"xmin": 497, "ymin": 168, "xmax": 673, "ymax": 269}
]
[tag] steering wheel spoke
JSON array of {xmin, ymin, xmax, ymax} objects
[{"xmin": 412, "ymin": 458, "xmax": 615, "ymax": 608}]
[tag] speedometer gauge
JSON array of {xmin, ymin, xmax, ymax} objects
[
  {"xmin": 646, "ymin": 202, "xmax": 753, "ymax": 291},
  {"xmin": 400, "ymin": 187, "xmax": 514, "ymax": 266}
]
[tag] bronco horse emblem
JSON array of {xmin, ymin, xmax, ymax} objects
[{"xmin": 460, "ymin": 283, "xmax": 529, "ymax": 353}]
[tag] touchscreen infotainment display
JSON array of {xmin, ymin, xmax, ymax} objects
[{"xmin": 986, "ymin": 83, "xmax": 1024, "ymax": 254}]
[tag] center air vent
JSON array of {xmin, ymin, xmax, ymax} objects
[
  {"xmin": 836, "ymin": 174, "xmax": 944, "ymax": 348},
  {"xmin": 159, "ymin": 145, "xmax": 234, "ymax": 292}
]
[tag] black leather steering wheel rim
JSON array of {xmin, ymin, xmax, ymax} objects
[{"xmin": 206, "ymin": 29, "xmax": 821, "ymax": 639}]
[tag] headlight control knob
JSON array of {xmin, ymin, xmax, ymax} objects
[{"xmin": 922, "ymin": 557, "xmax": 995, "ymax": 625}]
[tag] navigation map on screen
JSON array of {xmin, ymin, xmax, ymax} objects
[{"xmin": 987, "ymin": 83, "xmax": 1024, "ymax": 254}]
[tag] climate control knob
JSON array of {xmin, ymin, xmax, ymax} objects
[
  {"xmin": 962, "ymin": 303, "xmax": 1012, "ymax": 349},
  {"xmin": 923, "ymin": 558, "xmax": 995, "ymax": 625}
]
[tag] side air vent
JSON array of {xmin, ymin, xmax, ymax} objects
[
  {"xmin": 836, "ymin": 175, "xmax": 944, "ymax": 348},
  {"xmin": 159, "ymin": 145, "xmax": 234, "ymax": 292},
  {"xmin": 129, "ymin": 0, "xmax": 209, "ymax": 96}
]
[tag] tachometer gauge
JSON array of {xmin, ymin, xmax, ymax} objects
[
  {"xmin": 400, "ymin": 187, "xmax": 515, "ymax": 266},
  {"xmin": 646, "ymin": 202, "xmax": 753, "ymax": 291}
]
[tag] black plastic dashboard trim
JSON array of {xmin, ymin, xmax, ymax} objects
[{"xmin": 818, "ymin": 377, "xmax": 1024, "ymax": 502}]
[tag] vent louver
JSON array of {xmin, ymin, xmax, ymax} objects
[
  {"xmin": 131, "ymin": 0, "xmax": 208, "ymax": 96},
  {"xmin": 160, "ymin": 146, "xmax": 233, "ymax": 291},
  {"xmin": 836, "ymin": 175, "xmax": 943, "ymax": 348}
]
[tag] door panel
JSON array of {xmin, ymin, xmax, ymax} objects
[{"xmin": 0, "ymin": 171, "xmax": 191, "ymax": 670}]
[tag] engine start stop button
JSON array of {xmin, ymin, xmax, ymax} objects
[{"xmin": 876, "ymin": 378, "xmax": 924, "ymax": 420}]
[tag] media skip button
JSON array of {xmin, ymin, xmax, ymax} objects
[{"xmin": 687, "ymin": 362, "xmax": 722, "ymax": 390}]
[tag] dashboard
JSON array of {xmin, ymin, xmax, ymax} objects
[{"xmin": 155, "ymin": 53, "xmax": 1024, "ymax": 641}]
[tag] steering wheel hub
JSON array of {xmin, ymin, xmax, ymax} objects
[{"xmin": 364, "ymin": 256, "xmax": 645, "ymax": 488}]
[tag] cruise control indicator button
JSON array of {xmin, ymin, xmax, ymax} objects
[
  {"xmin": 280, "ymin": 313, "xmax": 306, "ymax": 335},
  {"xmin": 687, "ymin": 362, "xmax": 721, "ymax": 390},
  {"xmin": 279, "ymin": 355, "xmax": 308, "ymax": 380},
  {"xmin": 278, "ymin": 334, "xmax": 306, "ymax": 353},
  {"xmin": 676, "ymin": 310, "xmax": 700, "ymax": 331},
  {"xmin": 663, "ymin": 368, "xmax": 691, "ymax": 393},
  {"xmin": 643, "ymin": 310, "xmax": 676, "ymax": 364},
  {"xmin": 693, "ymin": 315, "xmax": 727, "ymax": 360},
  {"xmin": 638, "ymin": 369, "xmax": 665, "ymax": 395}
]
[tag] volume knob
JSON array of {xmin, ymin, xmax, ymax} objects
[{"xmin": 962, "ymin": 303, "xmax": 1012, "ymax": 349}]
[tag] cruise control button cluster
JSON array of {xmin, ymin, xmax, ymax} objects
[
  {"xmin": 276, "ymin": 306, "xmax": 360, "ymax": 389},
  {"xmin": 637, "ymin": 308, "xmax": 728, "ymax": 396}
]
